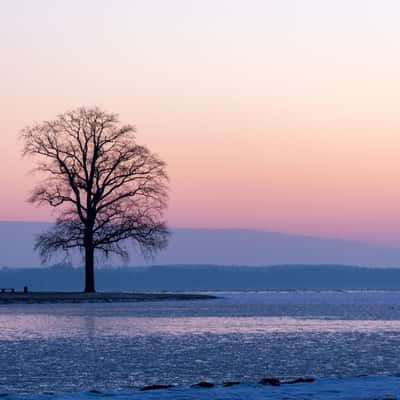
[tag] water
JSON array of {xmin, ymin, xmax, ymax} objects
[{"xmin": 2, "ymin": 291, "xmax": 400, "ymax": 397}]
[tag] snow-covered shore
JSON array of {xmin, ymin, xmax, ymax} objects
[{"xmin": 7, "ymin": 376, "xmax": 400, "ymax": 400}]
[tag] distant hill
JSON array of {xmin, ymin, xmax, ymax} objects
[
  {"xmin": 0, "ymin": 221, "xmax": 400, "ymax": 268},
  {"xmin": 3, "ymin": 265, "xmax": 400, "ymax": 291}
]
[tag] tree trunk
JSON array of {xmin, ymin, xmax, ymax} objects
[{"xmin": 84, "ymin": 231, "xmax": 95, "ymax": 293}]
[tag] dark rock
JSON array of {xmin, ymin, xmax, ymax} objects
[
  {"xmin": 140, "ymin": 384, "xmax": 174, "ymax": 391},
  {"xmin": 191, "ymin": 381, "xmax": 215, "ymax": 388},
  {"xmin": 88, "ymin": 390, "xmax": 103, "ymax": 394},
  {"xmin": 284, "ymin": 377, "xmax": 315, "ymax": 384},
  {"xmin": 258, "ymin": 378, "xmax": 281, "ymax": 386},
  {"xmin": 223, "ymin": 381, "xmax": 241, "ymax": 387}
]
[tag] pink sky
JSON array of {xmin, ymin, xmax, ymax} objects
[{"xmin": 2, "ymin": 1, "xmax": 400, "ymax": 246}]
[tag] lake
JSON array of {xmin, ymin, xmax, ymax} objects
[{"xmin": 2, "ymin": 291, "xmax": 400, "ymax": 398}]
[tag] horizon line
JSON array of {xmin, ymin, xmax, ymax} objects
[{"xmin": 0, "ymin": 219, "xmax": 399, "ymax": 250}]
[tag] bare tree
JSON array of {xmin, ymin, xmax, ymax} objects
[{"xmin": 21, "ymin": 107, "xmax": 169, "ymax": 293}]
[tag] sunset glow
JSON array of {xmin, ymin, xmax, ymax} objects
[{"xmin": 2, "ymin": 0, "xmax": 400, "ymax": 245}]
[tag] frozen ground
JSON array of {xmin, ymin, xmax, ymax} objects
[{"xmin": 5, "ymin": 376, "xmax": 400, "ymax": 400}]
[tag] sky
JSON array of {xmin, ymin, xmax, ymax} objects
[{"xmin": 1, "ymin": 1, "xmax": 400, "ymax": 246}]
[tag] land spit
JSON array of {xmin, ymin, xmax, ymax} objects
[{"xmin": 0, "ymin": 291, "xmax": 218, "ymax": 304}]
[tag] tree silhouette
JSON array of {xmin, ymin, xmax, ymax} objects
[{"xmin": 21, "ymin": 107, "xmax": 169, "ymax": 292}]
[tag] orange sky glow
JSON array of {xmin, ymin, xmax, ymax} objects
[{"xmin": 1, "ymin": 1, "xmax": 400, "ymax": 246}]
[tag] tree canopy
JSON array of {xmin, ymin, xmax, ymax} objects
[{"xmin": 21, "ymin": 106, "xmax": 169, "ymax": 292}]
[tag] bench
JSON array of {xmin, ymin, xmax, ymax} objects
[{"xmin": 0, "ymin": 288, "xmax": 15, "ymax": 293}]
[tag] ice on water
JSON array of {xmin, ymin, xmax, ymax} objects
[{"xmin": 2, "ymin": 291, "xmax": 400, "ymax": 399}]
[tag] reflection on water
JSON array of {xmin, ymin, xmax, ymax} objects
[
  {"xmin": 2, "ymin": 291, "xmax": 400, "ymax": 394},
  {"xmin": 3, "ymin": 315, "xmax": 400, "ymax": 339}
]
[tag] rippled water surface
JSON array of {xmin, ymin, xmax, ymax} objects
[{"xmin": 2, "ymin": 291, "xmax": 400, "ymax": 395}]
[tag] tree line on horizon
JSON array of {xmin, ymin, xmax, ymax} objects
[{"xmin": 2, "ymin": 264, "xmax": 400, "ymax": 291}]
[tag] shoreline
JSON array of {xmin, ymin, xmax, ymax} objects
[
  {"xmin": 0, "ymin": 291, "xmax": 218, "ymax": 304},
  {"xmin": 3, "ymin": 376, "xmax": 400, "ymax": 399}
]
